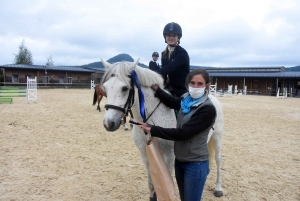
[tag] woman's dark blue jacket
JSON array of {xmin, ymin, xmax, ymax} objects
[{"xmin": 157, "ymin": 45, "xmax": 190, "ymax": 97}]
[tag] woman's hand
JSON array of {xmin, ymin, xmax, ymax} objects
[
  {"xmin": 139, "ymin": 122, "xmax": 152, "ymax": 133},
  {"xmin": 151, "ymin": 85, "xmax": 158, "ymax": 91}
]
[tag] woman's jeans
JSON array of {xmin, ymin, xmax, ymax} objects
[{"xmin": 175, "ymin": 159, "xmax": 210, "ymax": 201}]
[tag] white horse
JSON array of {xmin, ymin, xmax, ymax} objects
[{"xmin": 101, "ymin": 60, "xmax": 224, "ymax": 200}]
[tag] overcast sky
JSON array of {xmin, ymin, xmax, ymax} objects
[{"xmin": 0, "ymin": 0, "xmax": 299, "ymax": 68}]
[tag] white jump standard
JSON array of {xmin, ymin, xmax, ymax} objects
[{"xmin": 27, "ymin": 76, "xmax": 37, "ymax": 103}]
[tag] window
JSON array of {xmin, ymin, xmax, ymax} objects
[
  {"xmin": 78, "ymin": 77, "xmax": 81, "ymax": 82},
  {"xmin": 59, "ymin": 77, "xmax": 64, "ymax": 83},
  {"xmin": 67, "ymin": 77, "xmax": 72, "ymax": 84},
  {"xmin": 43, "ymin": 76, "xmax": 49, "ymax": 83},
  {"xmin": 12, "ymin": 75, "xmax": 19, "ymax": 82}
]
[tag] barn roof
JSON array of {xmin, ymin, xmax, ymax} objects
[
  {"xmin": 190, "ymin": 66, "xmax": 300, "ymax": 78},
  {"xmin": 191, "ymin": 66, "xmax": 285, "ymax": 71},
  {"xmin": 208, "ymin": 71, "xmax": 300, "ymax": 78},
  {"xmin": 0, "ymin": 64, "xmax": 95, "ymax": 73},
  {"xmin": 85, "ymin": 67, "xmax": 105, "ymax": 72}
]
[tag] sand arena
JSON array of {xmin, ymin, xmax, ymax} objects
[{"xmin": 0, "ymin": 89, "xmax": 299, "ymax": 201}]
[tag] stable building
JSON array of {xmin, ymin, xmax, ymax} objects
[
  {"xmin": 0, "ymin": 64, "xmax": 95, "ymax": 88},
  {"xmin": 87, "ymin": 67, "xmax": 105, "ymax": 85},
  {"xmin": 192, "ymin": 66, "xmax": 300, "ymax": 96}
]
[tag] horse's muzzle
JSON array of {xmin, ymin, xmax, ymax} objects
[{"xmin": 103, "ymin": 118, "xmax": 122, "ymax": 132}]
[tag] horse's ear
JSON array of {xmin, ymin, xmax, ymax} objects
[
  {"xmin": 132, "ymin": 58, "xmax": 140, "ymax": 68},
  {"xmin": 101, "ymin": 59, "xmax": 111, "ymax": 70}
]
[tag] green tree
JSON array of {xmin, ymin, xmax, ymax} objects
[
  {"xmin": 45, "ymin": 55, "xmax": 54, "ymax": 66},
  {"xmin": 14, "ymin": 39, "xmax": 33, "ymax": 64}
]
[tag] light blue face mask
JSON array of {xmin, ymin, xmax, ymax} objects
[{"xmin": 188, "ymin": 85, "xmax": 206, "ymax": 99}]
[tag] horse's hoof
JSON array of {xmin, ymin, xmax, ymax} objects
[
  {"xmin": 149, "ymin": 192, "xmax": 157, "ymax": 201},
  {"xmin": 214, "ymin": 190, "xmax": 223, "ymax": 197}
]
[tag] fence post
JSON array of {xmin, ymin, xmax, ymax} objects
[{"xmin": 91, "ymin": 80, "xmax": 95, "ymax": 90}]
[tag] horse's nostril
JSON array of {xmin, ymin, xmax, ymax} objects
[{"xmin": 109, "ymin": 122, "xmax": 115, "ymax": 128}]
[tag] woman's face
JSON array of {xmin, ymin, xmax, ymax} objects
[
  {"xmin": 166, "ymin": 34, "xmax": 179, "ymax": 46},
  {"xmin": 152, "ymin": 56, "xmax": 158, "ymax": 61},
  {"xmin": 189, "ymin": 74, "xmax": 206, "ymax": 88}
]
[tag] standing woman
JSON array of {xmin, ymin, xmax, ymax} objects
[
  {"xmin": 139, "ymin": 69, "xmax": 216, "ymax": 201},
  {"xmin": 157, "ymin": 22, "xmax": 190, "ymax": 97}
]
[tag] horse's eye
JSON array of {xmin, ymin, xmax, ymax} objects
[{"xmin": 121, "ymin": 86, "xmax": 129, "ymax": 92}]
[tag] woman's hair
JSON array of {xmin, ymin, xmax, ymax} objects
[
  {"xmin": 162, "ymin": 45, "xmax": 169, "ymax": 59},
  {"xmin": 185, "ymin": 69, "xmax": 210, "ymax": 90}
]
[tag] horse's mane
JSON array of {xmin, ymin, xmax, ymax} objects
[{"xmin": 101, "ymin": 61, "xmax": 164, "ymax": 88}]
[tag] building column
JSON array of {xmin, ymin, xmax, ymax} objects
[
  {"xmin": 65, "ymin": 72, "xmax": 68, "ymax": 88},
  {"xmin": 266, "ymin": 79, "xmax": 268, "ymax": 95},
  {"xmin": 1, "ymin": 68, "xmax": 5, "ymax": 86}
]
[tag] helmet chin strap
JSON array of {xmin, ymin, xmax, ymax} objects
[{"xmin": 164, "ymin": 39, "xmax": 180, "ymax": 46}]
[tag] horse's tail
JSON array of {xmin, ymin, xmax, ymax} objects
[{"xmin": 93, "ymin": 90, "xmax": 97, "ymax": 105}]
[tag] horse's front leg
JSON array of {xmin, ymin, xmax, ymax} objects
[
  {"xmin": 139, "ymin": 152, "xmax": 157, "ymax": 201},
  {"xmin": 122, "ymin": 116, "xmax": 129, "ymax": 131},
  {"xmin": 97, "ymin": 95, "xmax": 103, "ymax": 112},
  {"xmin": 132, "ymin": 127, "xmax": 157, "ymax": 201}
]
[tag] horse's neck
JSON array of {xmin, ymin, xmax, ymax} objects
[{"xmin": 132, "ymin": 86, "xmax": 160, "ymax": 122}]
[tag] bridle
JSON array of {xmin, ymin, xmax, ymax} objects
[
  {"xmin": 104, "ymin": 70, "xmax": 161, "ymax": 123},
  {"xmin": 104, "ymin": 74, "xmax": 135, "ymax": 117}
]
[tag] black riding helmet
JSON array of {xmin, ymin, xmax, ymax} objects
[
  {"xmin": 163, "ymin": 22, "xmax": 182, "ymax": 44},
  {"xmin": 152, "ymin": 52, "xmax": 159, "ymax": 57}
]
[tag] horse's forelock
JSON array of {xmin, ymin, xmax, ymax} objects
[
  {"xmin": 101, "ymin": 63, "xmax": 117, "ymax": 85},
  {"xmin": 115, "ymin": 62, "xmax": 132, "ymax": 87}
]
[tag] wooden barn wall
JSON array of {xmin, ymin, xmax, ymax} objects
[
  {"xmin": 3, "ymin": 69, "xmax": 92, "ymax": 84},
  {"xmin": 91, "ymin": 72, "xmax": 104, "ymax": 85},
  {"xmin": 211, "ymin": 77, "xmax": 300, "ymax": 95},
  {"xmin": 4, "ymin": 69, "xmax": 38, "ymax": 82}
]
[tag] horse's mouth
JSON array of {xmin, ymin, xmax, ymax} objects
[{"xmin": 103, "ymin": 119, "xmax": 122, "ymax": 132}]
